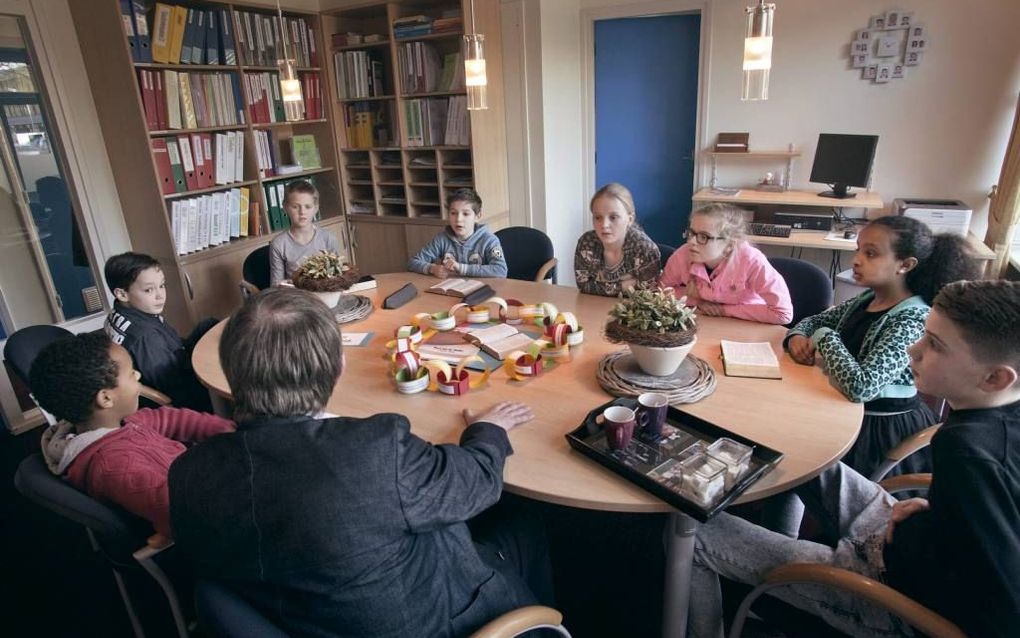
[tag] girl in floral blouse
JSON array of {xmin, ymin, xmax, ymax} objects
[{"xmin": 574, "ymin": 183, "xmax": 660, "ymax": 296}]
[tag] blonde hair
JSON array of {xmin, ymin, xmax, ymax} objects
[
  {"xmin": 691, "ymin": 203, "xmax": 748, "ymax": 243},
  {"xmin": 590, "ymin": 183, "xmax": 636, "ymax": 222}
]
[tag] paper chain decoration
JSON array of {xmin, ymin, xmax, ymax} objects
[{"xmin": 385, "ymin": 296, "xmax": 585, "ymax": 395}]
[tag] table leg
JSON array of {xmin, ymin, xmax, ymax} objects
[{"xmin": 662, "ymin": 511, "xmax": 699, "ymax": 638}]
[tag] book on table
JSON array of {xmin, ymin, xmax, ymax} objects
[
  {"xmin": 719, "ymin": 340, "xmax": 782, "ymax": 379},
  {"xmin": 463, "ymin": 324, "xmax": 536, "ymax": 360},
  {"xmin": 346, "ymin": 275, "xmax": 377, "ymax": 293},
  {"xmin": 426, "ymin": 278, "xmax": 494, "ymax": 303}
]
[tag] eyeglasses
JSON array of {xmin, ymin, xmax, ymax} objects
[{"xmin": 683, "ymin": 229, "xmax": 726, "ymax": 245}]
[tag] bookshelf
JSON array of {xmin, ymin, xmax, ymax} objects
[
  {"xmin": 70, "ymin": 1, "xmax": 350, "ymax": 328},
  {"xmin": 321, "ymin": 0, "xmax": 509, "ymax": 274}
]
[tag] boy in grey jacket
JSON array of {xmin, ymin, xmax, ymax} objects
[{"xmin": 408, "ymin": 188, "xmax": 508, "ymax": 278}]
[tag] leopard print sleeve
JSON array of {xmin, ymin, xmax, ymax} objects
[
  {"xmin": 785, "ymin": 294, "xmax": 864, "ymax": 349},
  {"xmin": 814, "ymin": 306, "xmax": 928, "ymax": 402}
]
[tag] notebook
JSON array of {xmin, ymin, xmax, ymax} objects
[{"xmin": 719, "ymin": 340, "xmax": 782, "ymax": 379}]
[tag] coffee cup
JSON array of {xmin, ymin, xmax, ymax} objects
[
  {"xmin": 637, "ymin": 392, "xmax": 669, "ymax": 439},
  {"xmin": 602, "ymin": 405, "xmax": 637, "ymax": 451}
]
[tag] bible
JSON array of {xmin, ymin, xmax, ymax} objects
[
  {"xmin": 720, "ymin": 340, "xmax": 782, "ymax": 379},
  {"xmin": 464, "ymin": 324, "xmax": 536, "ymax": 360}
]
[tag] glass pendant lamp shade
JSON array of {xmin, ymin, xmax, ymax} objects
[
  {"xmin": 279, "ymin": 58, "xmax": 305, "ymax": 121},
  {"xmin": 463, "ymin": 33, "xmax": 487, "ymax": 110},
  {"xmin": 742, "ymin": 1, "xmax": 775, "ymax": 101}
]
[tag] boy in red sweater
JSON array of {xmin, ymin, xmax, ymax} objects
[{"xmin": 32, "ymin": 331, "xmax": 233, "ymax": 537}]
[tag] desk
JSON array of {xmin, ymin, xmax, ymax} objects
[
  {"xmin": 193, "ymin": 274, "xmax": 862, "ymax": 637},
  {"xmin": 692, "ymin": 187, "xmax": 885, "ymax": 209}
]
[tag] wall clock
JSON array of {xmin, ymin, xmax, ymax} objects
[{"xmin": 849, "ymin": 10, "xmax": 926, "ymax": 84}]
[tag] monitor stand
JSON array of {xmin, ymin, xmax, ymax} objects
[{"xmin": 818, "ymin": 183, "xmax": 857, "ymax": 199}]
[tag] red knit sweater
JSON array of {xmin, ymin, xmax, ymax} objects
[{"xmin": 65, "ymin": 408, "xmax": 233, "ymax": 536}]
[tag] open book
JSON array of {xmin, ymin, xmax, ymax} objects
[
  {"xmin": 427, "ymin": 278, "xmax": 485, "ymax": 297},
  {"xmin": 464, "ymin": 324, "xmax": 536, "ymax": 360},
  {"xmin": 720, "ymin": 340, "xmax": 782, "ymax": 379},
  {"xmin": 416, "ymin": 341, "xmax": 480, "ymax": 363}
]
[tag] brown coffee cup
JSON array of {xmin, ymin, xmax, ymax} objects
[
  {"xmin": 637, "ymin": 392, "xmax": 669, "ymax": 439},
  {"xmin": 603, "ymin": 406, "xmax": 637, "ymax": 450}
]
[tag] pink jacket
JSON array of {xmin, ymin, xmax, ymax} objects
[{"xmin": 659, "ymin": 241, "xmax": 793, "ymax": 325}]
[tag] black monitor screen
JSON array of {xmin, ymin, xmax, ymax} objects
[{"xmin": 809, "ymin": 134, "xmax": 878, "ymax": 199}]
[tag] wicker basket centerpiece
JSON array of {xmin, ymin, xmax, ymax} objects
[
  {"xmin": 604, "ymin": 286, "xmax": 698, "ymax": 376},
  {"xmin": 291, "ymin": 251, "xmax": 360, "ymax": 308}
]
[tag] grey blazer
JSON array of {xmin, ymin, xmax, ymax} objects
[{"xmin": 169, "ymin": 413, "xmax": 534, "ymax": 637}]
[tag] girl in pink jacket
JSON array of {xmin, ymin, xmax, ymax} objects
[{"xmin": 660, "ymin": 203, "xmax": 793, "ymax": 325}]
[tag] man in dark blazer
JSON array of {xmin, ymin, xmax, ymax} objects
[{"xmin": 169, "ymin": 287, "xmax": 550, "ymax": 637}]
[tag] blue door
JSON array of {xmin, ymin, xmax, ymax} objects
[{"xmin": 594, "ymin": 14, "xmax": 700, "ymax": 247}]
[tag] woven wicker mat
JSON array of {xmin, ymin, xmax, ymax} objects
[
  {"xmin": 333, "ymin": 294, "xmax": 373, "ymax": 324},
  {"xmin": 597, "ymin": 351, "xmax": 716, "ymax": 404}
]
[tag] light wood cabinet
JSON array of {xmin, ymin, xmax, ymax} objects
[{"xmin": 71, "ymin": 1, "xmax": 351, "ymax": 328}]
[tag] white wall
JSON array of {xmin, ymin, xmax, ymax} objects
[{"xmin": 506, "ymin": 0, "xmax": 1020, "ymax": 287}]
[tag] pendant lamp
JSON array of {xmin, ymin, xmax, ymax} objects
[
  {"xmin": 276, "ymin": 1, "xmax": 305, "ymax": 120},
  {"xmin": 463, "ymin": 0, "xmax": 487, "ymax": 110},
  {"xmin": 742, "ymin": 0, "xmax": 775, "ymax": 101}
]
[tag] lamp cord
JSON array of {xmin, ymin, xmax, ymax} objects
[
  {"xmin": 276, "ymin": 0, "xmax": 291, "ymax": 64},
  {"xmin": 469, "ymin": 0, "xmax": 477, "ymax": 35}
]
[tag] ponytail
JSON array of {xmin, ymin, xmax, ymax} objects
[
  {"xmin": 907, "ymin": 233, "xmax": 980, "ymax": 305},
  {"xmin": 870, "ymin": 215, "xmax": 980, "ymax": 305}
]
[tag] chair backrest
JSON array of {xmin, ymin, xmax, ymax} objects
[
  {"xmin": 495, "ymin": 227, "xmax": 557, "ymax": 283},
  {"xmin": 242, "ymin": 245, "xmax": 272, "ymax": 291},
  {"xmin": 3, "ymin": 324, "xmax": 73, "ymax": 385},
  {"xmin": 195, "ymin": 579, "xmax": 289, "ymax": 638},
  {"xmin": 767, "ymin": 257, "xmax": 833, "ymax": 327},
  {"xmin": 656, "ymin": 243, "xmax": 676, "ymax": 271}
]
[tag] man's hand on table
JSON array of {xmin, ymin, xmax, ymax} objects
[{"xmin": 462, "ymin": 401, "xmax": 534, "ymax": 432}]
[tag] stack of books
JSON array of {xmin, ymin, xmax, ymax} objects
[
  {"xmin": 152, "ymin": 131, "xmax": 244, "ymax": 195},
  {"xmin": 142, "ymin": 4, "xmax": 237, "ymax": 66},
  {"xmin": 137, "ymin": 70, "xmax": 245, "ymax": 131},
  {"xmin": 243, "ymin": 72, "xmax": 286, "ymax": 124},
  {"xmin": 333, "ymin": 50, "xmax": 386, "ymax": 98},
  {"xmin": 235, "ymin": 10, "xmax": 318, "ymax": 67},
  {"xmin": 393, "ymin": 15, "xmax": 432, "ymax": 39}
]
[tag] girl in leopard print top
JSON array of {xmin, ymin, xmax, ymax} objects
[{"xmin": 785, "ymin": 215, "xmax": 979, "ymax": 478}]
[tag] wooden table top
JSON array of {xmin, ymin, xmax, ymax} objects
[
  {"xmin": 192, "ymin": 274, "xmax": 862, "ymax": 513},
  {"xmin": 693, "ymin": 187, "xmax": 885, "ymax": 209},
  {"xmin": 747, "ymin": 229, "xmax": 995, "ymax": 260}
]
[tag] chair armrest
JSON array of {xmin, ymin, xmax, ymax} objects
[
  {"xmin": 140, "ymin": 385, "xmax": 172, "ymax": 406},
  {"xmin": 535, "ymin": 258, "xmax": 558, "ymax": 283},
  {"xmin": 470, "ymin": 605, "xmax": 568, "ymax": 638},
  {"xmin": 870, "ymin": 423, "xmax": 942, "ymax": 482},
  {"xmin": 134, "ymin": 535, "xmax": 175, "ymax": 562},
  {"xmin": 762, "ymin": 564, "xmax": 966, "ymax": 638},
  {"xmin": 239, "ymin": 280, "xmax": 259, "ymax": 299},
  {"xmin": 879, "ymin": 473, "xmax": 932, "ymax": 494}
]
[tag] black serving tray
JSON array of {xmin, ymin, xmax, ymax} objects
[{"xmin": 566, "ymin": 397, "xmax": 784, "ymax": 522}]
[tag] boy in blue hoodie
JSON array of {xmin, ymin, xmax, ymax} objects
[{"xmin": 408, "ymin": 188, "xmax": 508, "ymax": 278}]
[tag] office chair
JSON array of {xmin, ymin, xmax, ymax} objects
[
  {"xmin": 767, "ymin": 257, "xmax": 833, "ymax": 327},
  {"xmin": 4, "ymin": 325, "xmax": 172, "ymax": 411},
  {"xmin": 656, "ymin": 243, "xmax": 676, "ymax": 271},
  {"xmin": 195, "ymin": 577, "xmax": 571, "ymax": 638},
  {"xmin": 14, "ymin": 453, "xmax": 189, "ymax": 638},
  {"xmin": 494, "ymin": 227, "xmax": 558, "ymax": 283},
  {"xmin": 239, "ymin": 245, "xmax": 272, "ymax": 299},
  {"xmin": 728, "ymin": 474, "xmax": 963, "ymax": 638}
]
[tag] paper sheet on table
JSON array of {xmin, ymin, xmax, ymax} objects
[{"xmin": 342, "ymin": 332, "xmax": 373, "ymax": 346}]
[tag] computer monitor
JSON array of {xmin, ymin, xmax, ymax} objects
[{"xmin": 809, "ymin": 133, "xmax": 879, "ymax": 199}]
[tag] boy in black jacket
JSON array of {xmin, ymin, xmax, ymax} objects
[
  {"xmin": 104, "ymin": 252, "xmax": 214, "ymax": 411},
  {"xmin": 688, "ymin": 280, "xmax": 1020, "ymax": 638}
]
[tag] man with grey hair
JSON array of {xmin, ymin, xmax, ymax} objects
[{"xmin": 169, "ymin": 287, "xmax": 552, "ymax": 637}]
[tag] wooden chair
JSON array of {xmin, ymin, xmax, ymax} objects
[
  {"xmin": 195, "ymin": 577, "xmax": 571, "ymax": 638},
  {"xmin": 728, "ymin": 473, "xmax": 965, "ymax": 638},
  {"xmin": 870, "ymin": 422, "xmax": 942, "ymax": 482},
  {"xmin": 495, "ymin": 227, "xmax": 557, "ymax": 283}
]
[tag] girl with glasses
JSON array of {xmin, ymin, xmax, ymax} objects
[
  {"xmin": 660, "ymin": 203, "xmax": 792, "ymax": 325},
  {"xmin": 574, "ymin": 183, "xmax": 661, "ymax": 296}
]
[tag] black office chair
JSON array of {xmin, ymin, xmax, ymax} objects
[
  {"xmin": 14, "ymin": 453, "xmax": 189, "ymax": 638},
  {"xmin": 656, "ymin": 243, "xmax": 676, "ymax": 271},
  {"xmin": 767, "ymin": 257, "xmax": 833, "ymax": 327},
  {"xmin": 494, "ymin": 227, "xmax": 557, "ymax": 283},
  {"xmin": 4, "ymin": 324, "xmax": 72, "ymax": 386},
  {"xmin": 239, "ymin": 245, "xmax": 272, "ymax": 298}
]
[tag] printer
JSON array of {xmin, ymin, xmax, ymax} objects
[{"xmin": 893, "ymin": 198, "xmax": 972, "ymax": 237}]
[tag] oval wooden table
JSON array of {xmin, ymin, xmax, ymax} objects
[{"xmin": 193, "ymin": 273, "xmax": 862, "ymax": 638}]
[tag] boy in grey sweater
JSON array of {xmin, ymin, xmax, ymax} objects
[{"xmin": 408, "ymin": 188, "xmax": 507, "ymax": 278}]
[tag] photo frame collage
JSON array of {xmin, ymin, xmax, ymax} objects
[{"xmin": 850, "ymin": 10, "xmax": 927, "ymax": 84}]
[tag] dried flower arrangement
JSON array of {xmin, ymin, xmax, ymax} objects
[
  {"xmin": 604, "ymin": 286, "xmax": 697, "ymax": 348},
  {"xmin": 291, "ymin": 251, "xmax": 360, "ymax": 293}
]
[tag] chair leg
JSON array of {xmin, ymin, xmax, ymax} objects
[
  {"xmin": 88, "ymin": 529, "xmax": 146, "ymax": 638},
  {"xmin": 135, "ymin": 551, "xmax": 190, "ymax": 638}
]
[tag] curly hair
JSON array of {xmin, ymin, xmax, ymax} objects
[
  {"xmin": 29, "ymin": 331, "xmax": 119, "ymax": 424},
  {"xmin": 220, "ymin": 287, "xmax": 344, "ymax": 420},
  {"xmin": 869, "ymin": 215, "xmax": 979, "ymax": 305},
  {"xmin": 934, "ymin": 280, "xmax": 1020, "ymax": 369}
]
